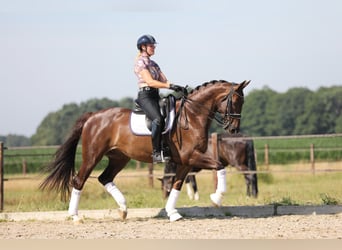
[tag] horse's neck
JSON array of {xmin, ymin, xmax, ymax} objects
[
  {"xmin": 186, "ymin": 84, "xmax": 228, "ymax": 118},
  {"xmin": 191, "ymin": 82, "xmax": 229, "ymax": 104},
  {"xmin": 187, "ymin": 89, "xmax": 218, "ymax": 112}
]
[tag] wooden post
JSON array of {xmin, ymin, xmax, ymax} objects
[
  {"xmin": 211, "ymin": 133, "xmax": 218, "ymax": 190},
  {"xmin": 310, "ymin": 144, "xmax": 315, "ymax": 175},
  {"xmin": 148, "ymin": 163, "xmax": 154, "ymax": 188},
  {"xmin": 264, "ymin": 144, "xmax": 269, "ymax": 169},
  {"xmin": 136, "ymin": 160, "xmax": 141, "ymax": 170},
  {"xmin": 22, "ymin": 159, "xmax": 27, "ymax": 175},
  {"xmin": 0, "ymin": 142, "xmax": 4, "ymax": 211}
]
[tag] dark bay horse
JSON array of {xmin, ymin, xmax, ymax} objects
[
  {"xmin": 160, "ymin": 136, "xmax": 258, "ymax": 201},
  {"xmin": 40, "ymin": 80, "xmax": 250, "ymax": 222}
]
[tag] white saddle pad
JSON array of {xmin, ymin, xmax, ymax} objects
[{"xmin": 130, "ymin": 109, "xmax": 175, "ymax": 136}]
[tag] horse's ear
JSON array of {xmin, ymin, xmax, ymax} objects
[{"xmin": 237, "ymin": 80, "xmax": 250, "ymax": 90}]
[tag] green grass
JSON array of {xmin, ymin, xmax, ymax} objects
[{"xmin": 2, "ymin": 163, "xmax": 341, "ymax": 212}]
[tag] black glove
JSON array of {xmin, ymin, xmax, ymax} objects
[{"xmin": 169, "ymin": 84, "xmax": 184, "ymax": 92}]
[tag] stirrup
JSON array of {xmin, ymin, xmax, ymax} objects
[
  {"xmin": 152, "ymin": 151, "xmax": 165, "ymax": 164},
  {"xmin": 162, "ymin": 151, "xmax": 171, "ymax": 161},
  {"xmin": 162, "ymin": 146, "xmax": 171, "ymax": 161}
]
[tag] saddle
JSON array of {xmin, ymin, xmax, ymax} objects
[{"xmin": 130, "ymin": 95, "xmax": 176, "ymax": 136}]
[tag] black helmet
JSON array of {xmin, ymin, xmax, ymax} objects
[{"xmin": 137, "ymin": 34, "xmax": 157, "ymax": 50}]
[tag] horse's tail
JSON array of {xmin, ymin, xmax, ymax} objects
[
  {"xmin": 40, "ymin": 112, "xmax": 93, "ymax": 201},
  {"xmin": 246, "ymin": 139, "xmax": 258, "ymax": 197}
]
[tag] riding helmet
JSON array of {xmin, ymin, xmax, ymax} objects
[{"xmin": 137, "ymin": 35, "xmax": 157, "ymax": 50}]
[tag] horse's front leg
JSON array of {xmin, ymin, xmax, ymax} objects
[
  {"xmin": 189, "ymin": 151, "xmax": 226, "ymax": 207},
  {"xmin": 209, "ymin": 168, "xmax": 226, "ymax": 207},
  {"xmin": 165, "ymin": 165, "xmax": 191, "ymax": 222}
]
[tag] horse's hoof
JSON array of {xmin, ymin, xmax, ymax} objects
[
  {"xmin": 210, "ymin": 193, "xmax": 223, "ymax": 207},
  {"xmin": 71, "ymin": 215, "xmax": 84, "ymax": 224},
  {"xmin": 194, "ymin": 192, "xmax": 200, "ymax": 201},
  {"xmin": 118, "ymin": 208, "xmax": 127, "ymax": 221},
  {"xmin": 169, "ymin": 212, "xmax": 183, "ymax": 222}
]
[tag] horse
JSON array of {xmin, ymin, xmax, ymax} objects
[
  {"xmin": 40, "ymin": 80, "xmax": 250, "ymax": 222},
  {"xmin": 160, "ymin": 135, "xmax": 258, "ymax": 201}
]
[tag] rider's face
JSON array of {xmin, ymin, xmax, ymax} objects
[{"xmin": 144, "ymin": 44, "xmax": 155, "ymax": 56}]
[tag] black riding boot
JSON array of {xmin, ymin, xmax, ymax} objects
[
  {"xmin": 151, "ymin": 120, "xmax": 164, "ymax": 164},
  {"xmin": 162, "ymin": 135, "xmax": 171, "ymax": 161}
]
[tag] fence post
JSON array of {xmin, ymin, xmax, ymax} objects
[
  {"xmin": 136, "ymin": 160, "xmax": 141, "ymax": 170},
  {"xmin": 211, "ymin": 133, "xmax": 218, "ymax": 190},
  {"xmin": 264, "ymin": 144, "xmax": 269, "ymax": 169},
  {"xmin": 22, "ymin": 159, "xmax": 27, "ymax": 175},
  {"xmin": 0, "ymin": 142, "xmax": 4, "ymax": 211},
  {"xmin": 310, "ymin": 144, "xmax": 315, "ymax": 175}
]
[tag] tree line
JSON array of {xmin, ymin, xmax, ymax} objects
[
  {"xmin": 242, "ymin": 85, "xmax": 342, "ymax": 136},
  {"xmin": 1, "ymin": 85, "xmax": 341, "ymax": 146}
]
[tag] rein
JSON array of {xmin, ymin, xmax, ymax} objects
[{"xmin": 174, "ymin": 95, "xmax": 189, "ymax": 148}]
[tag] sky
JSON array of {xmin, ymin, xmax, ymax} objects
[{"xmin": 1, "ymin": 0, "xmax": 341, "ymax": 137}]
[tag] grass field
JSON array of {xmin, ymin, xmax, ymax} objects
[{"xmin": 2, "ymin": 161, "xmax": 341, "ymax": 212}]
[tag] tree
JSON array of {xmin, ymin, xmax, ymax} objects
[
  {"xmin": 31, "ymin": 98, "xmax": 124, "ymax": 146},
  {"xmin": 241, "ymin": 86, "xmax": 278, "ymax": 136},
  {"xmin": 278, "ymin": 88, "xmax": 312, "ymax": 135},
  {"xmin": 0, "ymin": 134, "xmax": 31, "ymax": 147}
]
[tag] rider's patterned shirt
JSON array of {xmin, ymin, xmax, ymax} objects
[{"xmin": 134, "ymin": 54, "xmax": 162, "ymax": 87}]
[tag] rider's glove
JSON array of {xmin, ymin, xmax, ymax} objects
[{"xmin": 169, "ymin": 84, "xmax": 185, "ymax": 92}]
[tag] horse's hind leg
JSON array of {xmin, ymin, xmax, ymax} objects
[
  {"xmin": 68, "ymin": 160, "xmax": 99, "ymax": 223},
  {"xmin": 68, "ymin": 143, "xmax": 106, "ymax": 222},
  {"xmin": 244, "ymin": 173, "xmax": 252, "ymax": 196},
  {"xmin": 191, "ymin": 175, "xmax": 200, "ymax": 200},
  {"xmin": 185, "ymin": 176, "xmax": 194, "ymax": 200},
  {"xmin": 98, "ymin": 152, "xmax": 130, "ymax": 220},
  {"xmin": 186, "ymin": 175, "xmax": 199, "ymax": 200}
]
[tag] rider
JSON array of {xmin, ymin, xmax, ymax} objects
[{"xmin": 134, "ymin": 34, "xmax": 184, "ymax": 164}]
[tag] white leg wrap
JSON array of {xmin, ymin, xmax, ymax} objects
[
  {"xmin": 165, "ymin": 189, "xmax": 179, "ymax": 215},
  {"xmin": 216, "ymin": 169, "xmax": 227, "ymax": 193},
  {"xmin": 68, "ymin": 188, "xmax": 82, "ymax": 216},
  {"xmin": 210, "ymin": 169, "xmax": 226, "ymax": 207},
  {"xmin": 186, "ymin": 183, "xmax": 194, "ymax": 200},
  {"xmin": 105, "ymin": 182, "xmax": 127, "ymax": 211},
  {"xmin": 165, "ymin": 189, "xmax": 182, "ymax": 221}
]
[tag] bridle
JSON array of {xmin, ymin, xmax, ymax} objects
[
  {"xmin": 174, "ymin": 85, "xmax": 243, "ymax": 147},
  {"xmin": 220, "ymin": 85, "xmax": 244, "ymax": 130},
  {"xmin": 176, "ymin": 85, "xmax": 243, "ymax": 130}
]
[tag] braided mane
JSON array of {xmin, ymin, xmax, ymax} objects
[{"xmin": 188, "ymin": 80, "xmax": 235, "ymax": 95}]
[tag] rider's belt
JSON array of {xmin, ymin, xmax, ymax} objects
[{"xmin": 139, "ymin": 86, "xmax": 157, "ymax": 92}]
